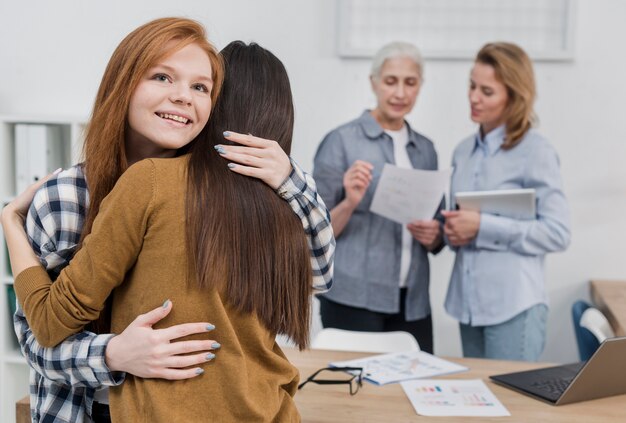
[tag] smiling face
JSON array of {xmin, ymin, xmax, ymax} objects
[
  {"xmin": 370, "ymin": 56, "xmax": 421, "ymax": 130},
  {"xmin": 468, "ymin": 62, "xmax": 509, "ymax": 135},
  {"xmin": 126, "ymin": 42, "xmax": 214, "ymax": 163}
]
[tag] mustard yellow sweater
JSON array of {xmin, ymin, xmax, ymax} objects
[{"xmin": 15, "ymin": 157, "xmax": 300, "ymax": 423}]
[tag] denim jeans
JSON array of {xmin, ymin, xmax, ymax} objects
[{"xmin": 459, "ymin": 303, "xmax": 548, "ymax": 361}]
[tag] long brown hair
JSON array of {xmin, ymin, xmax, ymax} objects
[
  {"xmin": 475, "ymin": 42, "xmax": 536, "ymax": 149},
  {"xmin": 81, "ymin": 17, "xmax": 223, "ymax": 333},
  {"xmin": 185, "ymin": 41, "xmax": 312, "ymax": 349}
]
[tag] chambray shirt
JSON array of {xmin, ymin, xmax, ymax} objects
[
  {"xmin": 313, "ymin": 111, "xmax": 440, "ymax": 320},
  {"xmin": 444, "ymin": 126, "xmax": 571, "ymax": 326}
]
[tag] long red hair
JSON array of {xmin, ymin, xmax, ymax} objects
[
  {"xmin": 81, "ymin": 17, "xmax": 223, "ymax": 243},
  {"xmin": 81, "ymin": 17, "xmax": 223, "ymax": 333}
]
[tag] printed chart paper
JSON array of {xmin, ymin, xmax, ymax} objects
[
  {"xmin": 370, "ymin": 164, "xmax": 451, "ymax": 224},
  {"xmin": 401, "ymin": 379, "xmax": 510, "ymax": 417},
  {"xmin": 330, "ymin": 351, "xmax": 468, "ymax": 385}
]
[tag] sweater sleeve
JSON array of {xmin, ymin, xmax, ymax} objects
[{"xmin": 14, "ymin": 160, "xmax": 156, "ymax": 347}]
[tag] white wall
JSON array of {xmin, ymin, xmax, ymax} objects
[{"xmin": 2, "ymin": 0, "xmax": 625, "ymax": 362}]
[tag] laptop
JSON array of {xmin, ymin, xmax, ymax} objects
[
  {"xmin": 490, "ymin": 337, "xmax": 626, "ymax": 405},
  {"xmin": 455, "ymin": 188, "xmax": 536, "ymax": 220}
]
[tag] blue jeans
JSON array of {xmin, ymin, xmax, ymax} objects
[{"xmin": 460, "ymin": 304, "xmax": 548, "ymax": 361}]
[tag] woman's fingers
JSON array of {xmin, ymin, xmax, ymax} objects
[
  {"xmin": 218, "ymin": 149, "xmax": 266, "ymax": 168},
  {"xmin": 154, "ymin": 367, "xmax": 207, "ymax": 381},
  {"xmin": 225, "ymin": 162, "xmax": 269, "ymax": 180},
  {"xmin": 163, "ymin": 351, "xmax": 216, "ymax": 370},
  {"xmin": 157, "ymin": 322, "xmax": 216, "ymax": 342},
  {"xmin": 222, "ymin": 130, "xmax": 275, "ymax": 148},
  {"xmin": 163, "ymin": 339, "xmax": 220, "ymax": 357},
  {"xmin": 216, "ymin": 144, "xmax": 265, "ymax": 159}
]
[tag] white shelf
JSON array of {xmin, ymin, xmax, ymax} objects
[
  {"xmin": 0, "ymin": 115, "xmax": 86, "ymax": 423},
  {"xmin": 0, "ymin": 114, "xmax": 87, "ymax": 125},
  {"xmin": 3, "ymin": 349, "xmax": 26, "ymax": 365}
]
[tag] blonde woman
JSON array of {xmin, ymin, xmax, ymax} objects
[{"xmin": 443, "ymin": 42, "xmax": 570, "ymax": 361}]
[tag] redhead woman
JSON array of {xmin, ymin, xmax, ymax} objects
[
  {"xmin": 3, "ymin": 18, "xmax": 333, "ymax": 422},
  {"xmin": 443, "ymin": 42, "xmax": 570, "ymax": 361}
]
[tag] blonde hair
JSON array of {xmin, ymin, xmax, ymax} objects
[{"xmin": 475, "ymin": 42, "xmax": 536, "ymax": 149}]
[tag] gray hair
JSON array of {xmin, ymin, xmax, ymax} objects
[{"xmin": 370, "ymin": 42, "xmax": 423, "ymax": 81}]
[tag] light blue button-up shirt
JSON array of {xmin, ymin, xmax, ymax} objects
[{"xmin": 444, "ymin": 126, "xmax": 571, "ymax": 326}]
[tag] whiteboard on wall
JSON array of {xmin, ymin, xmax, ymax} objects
[{"xmin": 337, "ymin": 0, "xmax": 576, "ymax": 61}]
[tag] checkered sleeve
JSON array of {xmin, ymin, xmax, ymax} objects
[
  {"xmin": 14, "ymin": 167, "xmax": 124, "ymax": 388},
  {"xmin": 276, "ymin": 158, "xmax": 335, "ymax": 292}
]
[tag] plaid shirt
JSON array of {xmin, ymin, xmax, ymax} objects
[{"xmin": 17, "ymin": 160, "xmax": 334, "ymax": 422}]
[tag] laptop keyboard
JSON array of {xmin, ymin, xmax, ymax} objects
[{"xmin": 531, "ymin": 377, "xmax": 574, "ymax": 397}]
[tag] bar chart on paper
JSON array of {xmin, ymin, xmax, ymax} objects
[{"xmin": 400, "ymin": 379, "xmax": 510, "ymax": 417}]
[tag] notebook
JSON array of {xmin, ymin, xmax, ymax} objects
[{"xmin": 490, "ymin": 337, "xmax": 626, "ymax": 405}]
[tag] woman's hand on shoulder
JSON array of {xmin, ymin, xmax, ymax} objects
[
  {"xmin": 105, "ymin": 300, "xmax": 220, "ymax": 380},
  {"xmin": 215, "ymin": 131, "xmax": 292, "ymax": 190}
]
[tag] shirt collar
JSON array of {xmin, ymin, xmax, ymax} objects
[
  {"xmin": 357, "ymin": 110, "xmax": 420, "ymax": 146},
  {"xmin": 474, "ymin": 124, "xmax": 506, "ymax": 155}
]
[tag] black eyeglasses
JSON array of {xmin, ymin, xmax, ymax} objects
[{"xmin": 297, "ymin": 366, "xmax": 364, "ymax": 395}]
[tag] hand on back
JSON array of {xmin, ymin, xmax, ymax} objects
[{"xmin": 106, "ymin": 300, "xmax": 220, "ymax": 380}]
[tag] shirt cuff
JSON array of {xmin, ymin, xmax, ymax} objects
[
  {"xmin": 475, "ymin": 213, "xmax": 513, "ymax": 251},
  {"xmin": 92, "ymin": 334, "xmax": 126, "ymax": 386},
  {"xmin": 275, "ymin": 158, "xmax": 305, "ymax": 201}
]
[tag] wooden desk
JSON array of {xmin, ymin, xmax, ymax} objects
[
  {"xmin": 285, "ymin": 349, "xmax": 626, "ymax": 422},
  {"xmin": 591, "ymin": 280, "xmax": 626, "ymax": 336},
  {"xmin": 16, "ymin": 396, "xmax": 29, "ymax": 423}
]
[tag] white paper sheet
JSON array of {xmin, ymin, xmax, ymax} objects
[
  {"xmin": 400, "ymin": 379, "xmax": 510, "ymax": 417},
  {"xmin": 330, "ymin": 351, "xmax": 468, "ymax": 385},
  {"xmin": 370, "ymin": 164, "xmax": 451, "ymax": 224}
]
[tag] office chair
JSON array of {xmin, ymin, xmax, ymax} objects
[
  {"xmin": 311, "ymin": 328, "xmax": 420, "ymax": 353},
  {"xmin": 572, "ymin": 300, "xmax": 615, "ymax": 361}
]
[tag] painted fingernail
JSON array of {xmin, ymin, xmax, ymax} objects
[
  {"xmin": 206, "ymin": 352, "xmax": 215, "ymax": 360},
  {"xmin": 227, "ymin": 163, "xmax": 236, "ymax": 169},
  {"xmin": 162, "ymin": 299, "xmax": 170, "ymax": 309},
  {"xmin": 53, "ymin": 168, "xmax": 63, "ymax": 175},
  {"xmin": 195, "ymin": 368, "xmax": 204, "ymax": 375},
  {"xmin": 223, "ymin": 131, "xmax": 231, "ymax": 137},
  {"xmin": 206, "ymin": 324, "xmax": 215, "ymax": 331},
  {"xmin": 211, "ymin": 342, "xmax": 221, "ymax": 349},
  {"xmin": 214, "ymin": 145, "xmax": 225, "ymax": 154}
]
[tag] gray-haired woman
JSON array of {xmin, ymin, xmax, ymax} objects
[{"xmin": 313, "ymin": 42, "xmax": 443, "ymax": 353}]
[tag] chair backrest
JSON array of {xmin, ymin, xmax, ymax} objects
[
  {"xmin": 580, "ymin": 307, "xmax": 615, "ymax": 343},
  {"xmin": 572, "ymin": 300, "xmax": 615, "ymax": 361},
  {"xmin": 311, "ymin": 328, "xmax": 420, "ymax": 353}
]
